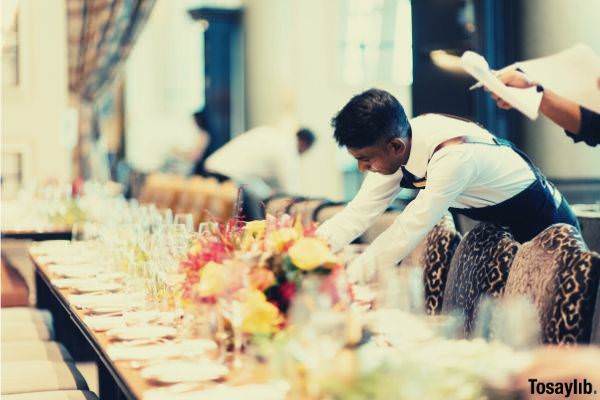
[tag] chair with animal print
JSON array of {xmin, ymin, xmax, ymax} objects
[
  {"xmin": 442, "ymin": 223, "xmax": 520, "ymax": 335},
  {"xmin": 401, "ymin": 215, "xmax": 462, "ymax": 314},
  {"xmin": 504, "ymin": 224, "xmax": 600, "ymax": 344}
]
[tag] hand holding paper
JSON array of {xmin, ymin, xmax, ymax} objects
[{"xmin": 461, "ymin": 51, "xmax": 543, "ymax": 120}]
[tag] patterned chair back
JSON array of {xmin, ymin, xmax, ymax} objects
[
  {"xmin": 314, "ymin": 203, "xmax": 346, "ymax": 224},
  {"xmin": 264, "ymin": 195, "xmax": 300, "ymax": 217},
  {"xmin": 401, "ymin": 215, "xmax": 461, "ymax": 315},
  {"xmin": 504, "ymin": 224, "xmax": 600, "ymax": 344},
  {"xmin": 442, "ymin": 223, "xmax": 520, "ymax": 335},
  {"xmin": 288, "ymin": 199, "xmax": 330, "ymax": 225}
]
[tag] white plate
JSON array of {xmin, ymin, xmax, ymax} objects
[
  {"xmin": 51, "ymin": 278, "xmax": 121, "ymax": 292},
  {"xmin": 141, "ymin": 360, "xmax": 228, "ymax": 384},
  {"xmin": 71, "ymin": 282, "xmax": 122, "ymax": 294},
  {"xmin": 107, "ymin": 325, "xmax": 177, "ymax": 341},
  {"xmin": 107, "ymin": 339, "xmax": 217, "ymax": 361},
  {"xmin": 84, "ymin": 315, "xmax": 125, "ymax": 332},
  {"xmin": 69, "ymin": 293, "xmax": 144, "ymax": 308},
  {"xmin": 123, "ymin": 310, "xmax": 161, "ymax": 325},
  {"xmin": 48, "ymin": 265, "xmax": 103, "ymax": 278}
]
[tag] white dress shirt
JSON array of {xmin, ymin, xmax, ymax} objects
[
  {"xmin": 317, "ymin": 113, "xmax": 536, "ymax": 272},
  {"xmin": 205, "ymin": 126, "xmax": 301, "ymax": 195}
]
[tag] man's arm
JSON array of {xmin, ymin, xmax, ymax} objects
[
  {"xmin": 347, "ymin": 150, "xmax": 474, "ymax": 277},
  {"xmin": 493, "ymin": 70, "xmax": 583, "ymax": 133},
  {"xmin": 316, "ymin": 170, "xmax": 402, "ymax": 251}
]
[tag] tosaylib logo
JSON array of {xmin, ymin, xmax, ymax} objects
[{"xmin": 529, "ymin": 378, "xmax": 596, "ymax": 397}]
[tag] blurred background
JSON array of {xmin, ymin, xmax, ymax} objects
[{"xmin": 2, "ymin": 0, "xmax": 599, "ymax": 204}]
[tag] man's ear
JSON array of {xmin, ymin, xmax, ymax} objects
[{"xmin": 388, "ymin": 137, "xmax": 406, "ymax": 155}]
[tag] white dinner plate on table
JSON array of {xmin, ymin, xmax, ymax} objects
[
  {"xmin": 107, "ymin": 339, "xmax": 217, "ymax": 361},
  {"xmin": 71, "ymin": 282, "xmax": 122, "ymax": 294},
  {"xmin": 83, "ymin": 315, "xmax": 126, "ymax": 332},
  {"xmin": 141, "ymin": 360, "xmax": 228, "ymax": 384},
  {"xmin": 143, "ymin": 381, "xmax": 289, "ymax": 400},
  {"xmin": 107, "ymin": 325, "xmax": 177, "ymax": 341},
  {"xmin": 51, "ymin": 278, "xmax": 121, "ymax": 292},
  {"xmin": 69, "ymin": 293, "xmax": 144, "ymax": 311},
  {"xmin": 48, "ymin": 264, "xmax": 103, "ymax": 278}
]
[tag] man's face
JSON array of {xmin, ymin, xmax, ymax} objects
[{"xmin": 348, "ymin": 137, "xmax": 408, "ymax": 175}]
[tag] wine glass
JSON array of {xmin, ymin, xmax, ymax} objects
[{"xmin": 174, "ymin": 213, "xmax": 194, "ymax": 233}]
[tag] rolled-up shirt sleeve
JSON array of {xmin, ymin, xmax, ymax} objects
[
  {"xmin": 316, "ymin": 170, "xmax": 402, "ymax": 251},
  {"xmin": 565, "ymin": 106, "xmax": 600, "ymax": 147},
  {"xmin": 350, "ymin": 149, "xmax": 475, "ymax": 271}
]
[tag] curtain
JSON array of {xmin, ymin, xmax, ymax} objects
[{"xmin": 67, "ymin": 0, "xmax": 156, "ymax": 179}]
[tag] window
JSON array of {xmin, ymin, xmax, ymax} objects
[{"xmin": 339, "ymin": 0, "xmax": 412, "ymax": 86}]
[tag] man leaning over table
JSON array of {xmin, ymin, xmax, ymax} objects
[{"xmin": 316, "ymin": 89, "xmax": 580, "ymax": 279}]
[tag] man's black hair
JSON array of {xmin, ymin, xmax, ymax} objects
[
  {"xmin": 296, "ymin": 128, "xmax": 316, "ymax": 147},
  {"xmin": 331, "ymin": 88, "xmax": 410, "ymax": 148}
]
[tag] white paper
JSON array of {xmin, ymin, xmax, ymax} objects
[
  {"xmin": 515, "ymin": 44, "xmax": 600, "ymax": 114},
  {"xmin": 461, "ymin": 51, "xmax": 543, "ymax": 120}
]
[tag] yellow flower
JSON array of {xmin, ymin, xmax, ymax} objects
[
  {"xmin": 241, "ymin": 220, "xmax": 267, "ymax": 250},
  {"xmin": 238, "ymin": 289, "xmax": 283, "ymax": 334},
  {"xmin": 266, "ymin": 228, "xmax": 299, "ymax": 253},
  {"xmin": 197, "ymin": 261, "xmax": 226, "ymax": 296},
  {"xmin": 245, "ymin": 220, "xmax": 267, "ymax": 238},
  {"xmin": 249, "ymin": 268, "xmax": 276, "ymax": 291},
  {"xmin": 288, "ymin": 237, "xmax": 338, "ymax": 271},
  {"xmin": 189, "ymin": 242, "xmax": 203, "ymax": 255}
]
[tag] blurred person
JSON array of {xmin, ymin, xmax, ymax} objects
[
  {"xmin": 204, "ymin": 125, "xmax": 316, "ymax": 198},
  {"xmin": 160, "ymin": 109, "xmax": 211, "ymax": 175},
  {"xmin": 491, "ymin": 70, "xmax": 599, "ymax": 147},
  {"xmin": 316, "ymin": 89, "xmax": 579, "ymax": 280}
]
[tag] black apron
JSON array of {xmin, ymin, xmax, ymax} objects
[{"xmin": 400, "ymin": 136, "xmax": 580, "ymax": 242}]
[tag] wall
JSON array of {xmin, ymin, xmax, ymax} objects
[
  {"xmin": 244, "ymin": 0, "xmax": 412, "ymax": 200},
  {"xmin": 2, "ymin": 0, "xmax": 71, "ymax": 184},
  {"xmin": 125, "ymin": 0, "xmax": 204, "ymax": 172},
  {"xmin": 521, "ymin": 0, "xmax": 600, "ymax": 179}
]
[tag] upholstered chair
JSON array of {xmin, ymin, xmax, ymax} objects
[
  {"xmin": 1, "ymin": 308, "xmax": 54, "ymax": 341},
  {"xmin": 314, "ymin": 203, "xmax": 346, "ymax": 224},
  {"xmin": 2, "ymin": 341, "xmax": 73, "ymax": 362},
  {"xmin": 442, "ymin": 223, "xmax": 520, "ymax": 335},
  {"xmin": 504, "ymin": 224, "xmax": 600, "ymax": 344},
  {"xmin": 1, "ymin": 361, "xmax": 90, "ymax": 395},
  {"xmin": 264, "ymin": 195, "xmax": 300, "ymax": 217},
  {"xmin": 401, "ymin": 215, "xmax": 462, "ymax": 314},
  {"xmin": 3, "ymin": 391, "xmax": 99, "ymax": 400},
  {"xmin": 287, "ymin": 199, "xmax": 331, "ymax": 224}
]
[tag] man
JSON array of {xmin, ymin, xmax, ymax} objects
[
  {"xmin": 492, "ymin": 71, "xmax": 599, "ymax": 147},
  {"xmin": 317, "ymin": 89, "xmax": 579, "ymax": 275},
  {"xmin": 205, "ymin": 126, "xmax": 315, "ymax": 197}
]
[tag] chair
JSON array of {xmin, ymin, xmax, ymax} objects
[
  {"xmin": 314, "ymin": 202, "xmax": 345, "ymax": 224},
  {"xmin": 288, "ymin": 199, "xmax": 330, "ymax": 225},
  {"xmin": 2, "ymin": 341, "xmax": 73, "ymax": 362},
  {"xmin": 264, "ymin": 195, "xmax": 299, "ymax": 217},
  {"xmin": 401, "ymin": 215, "xmax": 462, "ymax": 314},
  {"xmin": 504, "ymin": 224, "xmax": 600, "ymax": 344},
  {"xmin": 3, "ymin": 391, "xmax": 99, "ymax": 400},
  {"xmin": 442, "ymin": 223, "xmax": 520, "ymax": 335},
  {"xmin": 1, "ymin": 361, "xmax": 89, "ymax": 394},
  {"xmin": 1, "ymin": 308, "xmax": 54, "ymax": 341}
]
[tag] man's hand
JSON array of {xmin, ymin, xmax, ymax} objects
[{"xmin": 489, "ymin": 70, "xmax": 536, "ymax": 110}]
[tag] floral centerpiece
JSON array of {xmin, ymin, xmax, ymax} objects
[
  {"xmin": 178, "ymin": 214, "xmax": 347, "ymax": 333},
  {"xmin": 242, "ymin": 214, "xmax": 346, "ymax": 313}
]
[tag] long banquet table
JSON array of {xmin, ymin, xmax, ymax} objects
[
  {"xmin": 31, "ymin": 250, "xmax": 273, "ymax": 400},
  {"xmin": 33, "ymin": 253, "xmax": 152, "ymax": 399}
]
